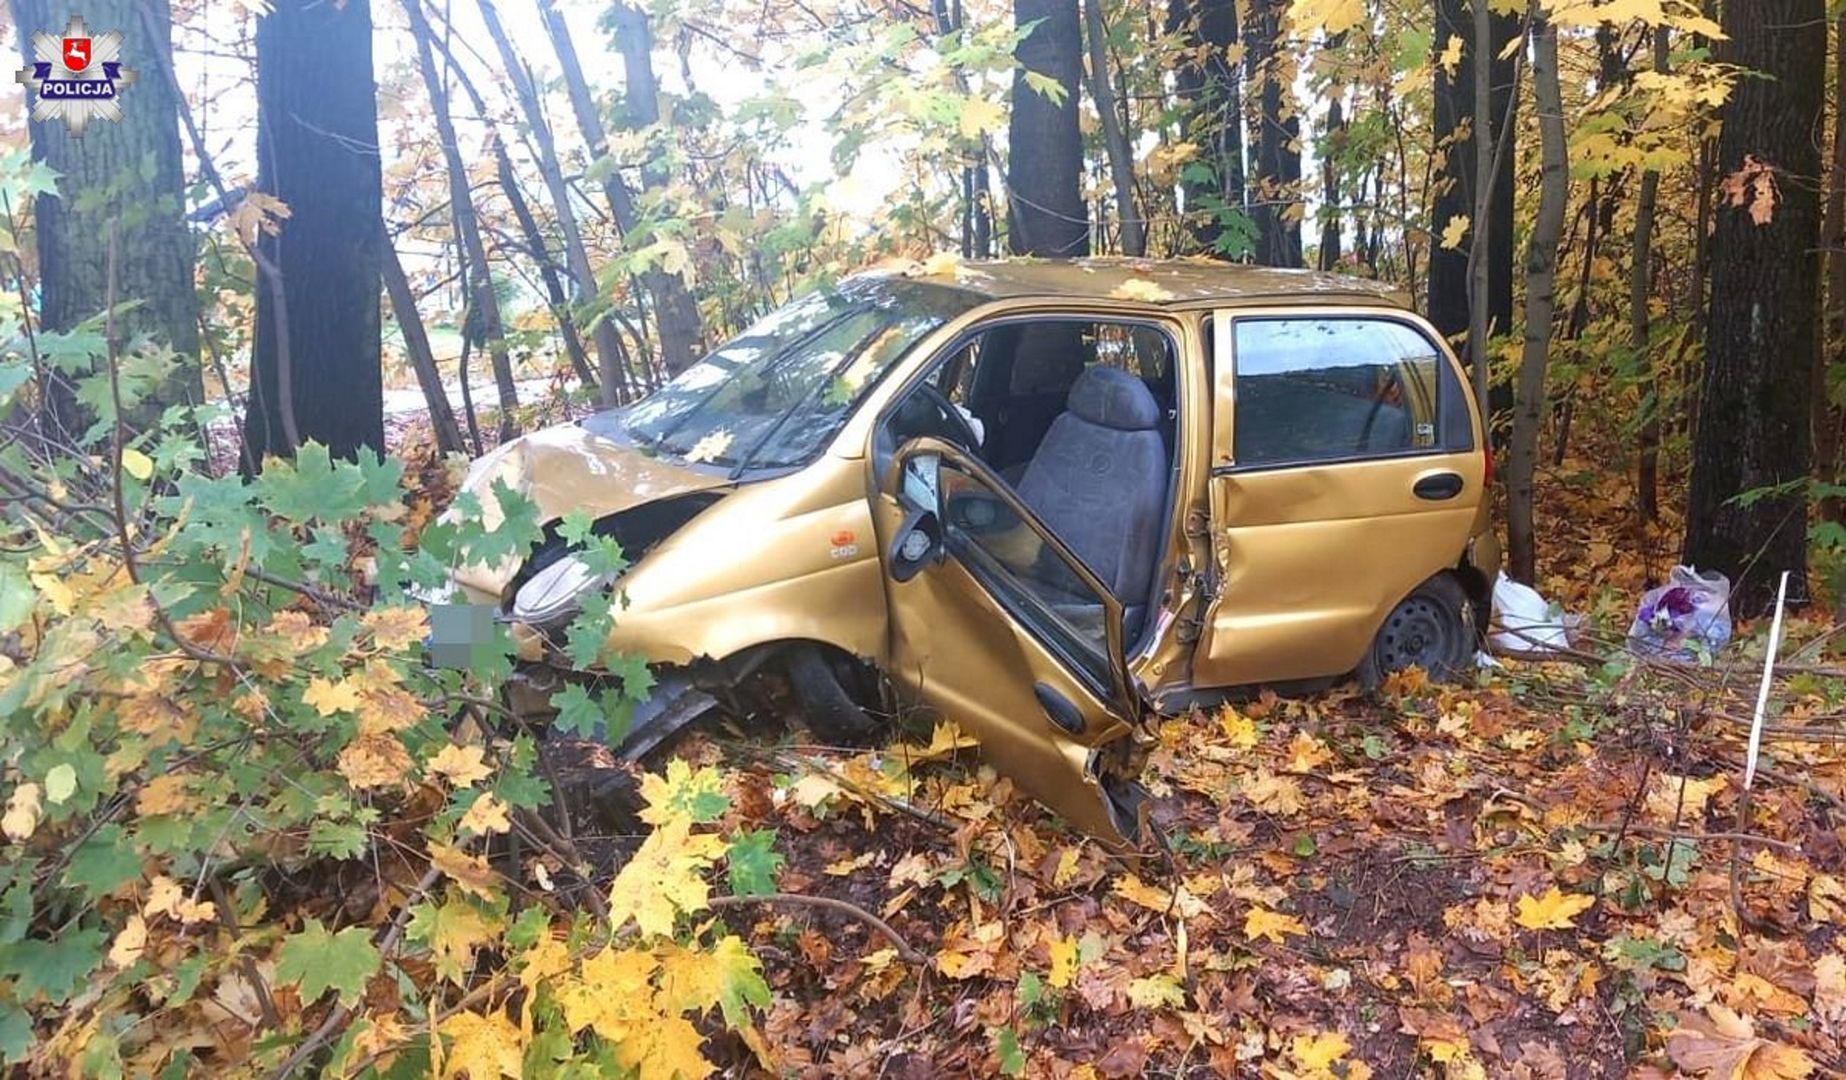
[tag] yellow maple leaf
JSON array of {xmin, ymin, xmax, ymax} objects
[
  {"xmin": 460, "ymin": 793, "xmax": 512, "ymax": 837},
  {"xmin": 1047, "ymin": 935, "xmax": 1079, "ymax": 989},
  {"xmin": 1438, "ymin": 214, "xmax": 1470, "ymax": 251},
  {"xmin": 266, "ymin": 610, "xmax": 330, "ymax": 652},
  {"xmin": 108, "ymin": 913, "xmax": 148, "ymax": 969},
  {"xmin": 958, "ymin": 97, "xmax": 1005, "ymax": 139},
  {"xmin": 612, "ymin": 1013, "xmax": 714, "ymax": 1080},
  {"xmin": 1291, "ymin": 1030, "xmax": 1352, "ymax": 1073},
  {"xmin": 430, "ymin": 842, "xmax": 500, "ymax": 902},
  {"xmin": 1218, "ymin": 707, "xmax": 1260, "ymax": 748},
  {"xmin": 338, "ymin": 734, "xmax": 413, "ymax": 791},
  {"xmin": 1109, "ymin": 278, "xmax": 1175, "ymax": 303},
  {"xmin": 683, "ymin": 430, "xmax": 734, "ymax": 465},
  {"xmin": 440, "ymin": 1010, "xmax": 526, "ymax": 1079},
  {"xmin": 1287, "ymin": 731, "xmax": 1333, "ymax": 773},
  {"xmin": 2, "ymin": 782, "xmax": 43, "ymax": 841},
  {"xmin": 558, "ymin": 945, "xmax": 657, "ymax": 1038},
  {"xmin": 1113, "ymin": 874, "xmax": 1208, "ymax": 918},
  {"xmin": 906, "ymin": 720, "xmax": 979, "ymax": 763},
  {"xmin": 136, "ymin": 774, "xmax": 195, "ymax": 817},
  {"xmin": 1244, "ymin": 906, "xmax": 1307, "ymax": 945},
  {"xmin": 1125, "ymin": 973, "xmax": 1186, "ymax": 1009},
  {"xmin": 357, "ymin": 686, "xmax": 422, "ymax": 736},
  {"xmin": 145, "ymin": 875, "xmax": 216, "ymax": 924},
  {"xmin": 303, "ymin": 675, "xmax": 363, "ymax": 716},
  {"xmin": 428, "ymin": 744, "xmax": 493, "ymax": 788},
  {"xmin": 608, "ymin": 816, "xmax": 726, "ymax": 938},
  {"xmin": 363, "ymin": 605, "xmax": 430, "ymax": 651},
  {"xmin": 638, "ymin": 759, "xmax": 729, "ymax": 827},
  {"xmin": 1514, "ymin": 887, "xmax": 1593, "ymax": 931},
  {"xmin": 654, "ymin": 935, "xmax": 766, "ymax": 1026},
  {"xmin": 1667, "ymin": 1005, "xmax": 1814, "ymax": 1080},
  {"xmin": 1242, "ymin": 769, "xmax": 1305, "ymax": 816}
]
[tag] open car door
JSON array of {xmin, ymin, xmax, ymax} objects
[{"xmin": 870, "ymin": 438, "xmax": 1152, "ymax": 845}]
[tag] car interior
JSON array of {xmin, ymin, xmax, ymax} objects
[{"xmin": 880, "ymin": 318, "xmax": 1181, "ymax": 646}]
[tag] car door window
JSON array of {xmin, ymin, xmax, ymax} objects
[
  {"xmin": 1229, "ymin": 317, "xmax": 1465, "ymax": 469},
  {"xmin": 930, "ymin": 457, "xmax": 1119, "ymax": 695}
]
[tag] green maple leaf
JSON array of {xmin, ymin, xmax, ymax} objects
[
  {"xmin": 274, "ymin": 919, "xmax": 380, "ymax": 1006},
  {"xmin": 564, "ymin": 593, "xmax": 615, "ymax": 670},
  {"xmin": 62, "ymin": 824, "xmax": 143, "ymax": 900},
  {"xmin": 0, "ymin": 1002, "xmax": 30, "ymax": 1066},
  {"xmin": 550, "ymin": 683, "xmax": 606, "ymax": 741},
  {"xmin": 725, "ymin": 829, "xmax": 783, "ymax": 896}
]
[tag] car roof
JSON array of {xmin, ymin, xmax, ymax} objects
[{"xmin": 871, "ymin": 256, "xmax": 1409, "ymax": 309}]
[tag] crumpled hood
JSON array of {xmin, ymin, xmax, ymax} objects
[{"xmin": 447, "ymin": 422, "xmax": 729, "ymax": 599}]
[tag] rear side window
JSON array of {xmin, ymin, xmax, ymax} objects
[{"xmin": 1229, "ymin": 317, "xmax": 1468, "ymax": 469}]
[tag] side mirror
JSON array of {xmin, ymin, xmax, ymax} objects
[{"xmin": 888, "ymin": 508, "xmax": 943, "ymax": 583}]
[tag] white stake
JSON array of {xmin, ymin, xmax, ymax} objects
[{"xmin": 1744, "ymin": 571, "xmax": 1792, "ymax": 792}]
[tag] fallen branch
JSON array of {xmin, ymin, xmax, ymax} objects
[{"xmin": 709, "ymin": 892, "xmax": 926, "ymax": 965}]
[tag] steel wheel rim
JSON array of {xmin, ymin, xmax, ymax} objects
[{"xmin": 1375, "ymin": 595, "xmax": 1462, "ymax": 674}]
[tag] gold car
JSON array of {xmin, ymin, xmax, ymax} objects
[{"xmin": 442, "ymin": 258, "xmax": 1500, "ymax": 846}]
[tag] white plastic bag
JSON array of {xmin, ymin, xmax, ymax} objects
[
  {"xmin": 1490, "ymin": 572, "xmax": 1570, "ymax": 653},
  {"xmin": 1626, "ymin": 565, "xmax": 1732, "ymax": 660}
]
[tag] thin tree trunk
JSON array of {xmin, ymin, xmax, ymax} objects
[
  {"xmin": 1466, "ymin": 0, "xmax": 1493, "ymax": 413},
  {"xmin": 1635, "ymin": 26, "xmax": 1668, "ymax": 522},
  {"xmin": 402, "ymin": 0, "xmax": 519, "ymax": 442},
  {"xmin": 1081, "ymin": 0, "xmax": 1144, "ymax": 255},
  {"xmin": 1507, "ymin": 12, "xmax": 1566, "ymax": 585},
  {"xmin": 1245, "ymin": 0, "xmax": 1302, "ymax": 268},
  {"xmin": 477, "ymin": 0, "xmax": 631, "ymax": 405},
  {"xmin": 494, "ymin": 145, "xmax": 599, "ymax": 391},
  {"xmin": 1818, "ymin": 12, "xmax": 1846, "ymax": 524},
  {"xmin": 381, "ymin": 226, "xmax": 464, "ymax": 455},
  {"xmin": 1318, "ymin": 93, "xmax": 1345, "ymax": 271},
  {"xmin": 455, "ymin": 332, "xmax": 482, "ymax": 456},
  {"xmin": 1169, "ymin": 0, "xmax": 1242, "ymax": 256},
  {"xmin": 609, "ymin": 2, "xmax": 705, "ymax": 375}
]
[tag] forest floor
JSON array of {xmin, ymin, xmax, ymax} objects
[{"xmin": 517, "ymin": 438, "xmax": 1846, "ymax": 1077}]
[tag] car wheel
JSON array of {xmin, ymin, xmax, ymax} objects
[
  {"xmin": 785, "ymin": 645, "xmax": 879, "ymax": 741},
  {"xmin": 1357, "ymin": 574, "xmax": 1477, "ymax": 687}
]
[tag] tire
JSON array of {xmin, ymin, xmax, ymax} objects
[
  {"xmin": 784, "ymin": 645, "xmax": 879, "ymax": 741},
  {"xmin": 1357, "ymin": 573, "xmax": 1477, "ymax": 688}
]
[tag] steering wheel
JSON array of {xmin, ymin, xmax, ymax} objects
[{"xmin": 911, "ymin": 382, "xmax": 984, "ymax": 452}]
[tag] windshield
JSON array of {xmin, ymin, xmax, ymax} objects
[{"xmin": 617, "ymin": 278, "xmax": 976, "ymax": 474}]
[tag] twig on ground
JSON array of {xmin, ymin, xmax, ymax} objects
[{"xmin": 708, "ymin": 892, "xmax": 926, "ymax": 965}]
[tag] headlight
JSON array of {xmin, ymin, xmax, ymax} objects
[{"xmin": 510, "ymin": 554, "xmax": 610, "ymax": 628}]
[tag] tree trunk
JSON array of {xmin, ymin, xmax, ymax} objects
[
  {"xmin": 247, "ymin": 0, "xmax": 383, "ymax": 461},
  {"xmin": 477, "ymin": 0, "xmax": 630, "ymax": 405},
  {"xmin": 401, "ymin": 0, "xmax": 519, "ymax": 443},
  {"xmin": 1684, "ymin": 0, "xmax": 1823, "ymax": 614},
  {"xmin": 608, "ymin": 3, "xmax": 705, "ymax": 375},
  {"xmin": 1428, "ymin": 0, "xmax": 1516, "ymax": 367},
  {"xmin": 1506, "ymin": 13, "xmax": 1566, "ymax": 585},
  {"xmin": 1635, "ymin": 27, "xmax": 1668, "ymax": 522},
  {"xmin": 381, "ymin": 226, "xmax": 464, "ymax": 455},
  {"xmin": 1465, "ymin": 0, "xmax": 1493, "ymax": 414},
  {"xmin": 1318, "ymin": 93, "xmax": 1345, "ymax": 272},
  {"xmin": 1168, "ymin": 0, "xmax": 1242, "ymax": 257},
  {"xmin": 1817, "ymin": 12, "xmax": 1846, "ymax": 525},
  {"xmin": 11, "ymin": 0, "xmax": 201, "ymax": 436},
  {"xmin": 1008, "ymin": 0, "xmax": 1089, "ymax": 256},
  {"xmin": 1081, "ymin": 0, "xmax": 1143, "ymax": 255},
  {"xmin": 495, "ymin": 144, "xmax": 599, "ymax": 392},
  {"xmin": 1244, "ymin": 0, "xmax": 1301, "ymax": 268}
]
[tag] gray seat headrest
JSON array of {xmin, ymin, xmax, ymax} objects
[{"xmin": 1066, "ymin": 366, "xmax": 1160, "ymax": 431}]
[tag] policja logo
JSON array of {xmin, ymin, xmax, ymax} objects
[{"xmin": 15, "ymin": 17, "xmax": 136, "ymax": 135}]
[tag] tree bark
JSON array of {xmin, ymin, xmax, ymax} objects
[
  {"xmin": 1428, "ymin": 0, "xmax": 1516, "ymax": 366},
  {"xmin": 1507, "ymin": 13, "xmax": 1566, "ymax": 585},
  {"xmin": 477, "ymin": 0, "xmax": 630, "ymax": 405},
  {"xmin": 401, "ymin": 0, "xmax": 519, "ymax": 443},
  {"xmin": 1684, "ymin": 0, "xmax": 1823, "ymax": 614},
  {"xmin": 1168, "ymin": 0, "xmax": 1242, "ymax": 257},
  {"xmin": 1635, "ymin": 27, "xmax": 1668, "ymax": 522},
  {"xmin": 1318, "ymin": 94, "xmax": 1345, "ymax": 272},
  {"xmin": 608, "ymin": 2, "xmax": 705, "ymax": 375},
  {"xmin": 381, "ymin": 225, "xmax": 464, "ymax": 455},
  {"xmin": 1817, "ymin": 12, "xmax": 1846, "ymax": 525},
  {"xmin": 1007, "ymin": 0, "xmax": 1089, "ymax": 256},
  {"xmin": 247, "ymin": 0, "xmax": 384, "ymax": 461},
  {"xmin": 494, "ymin": 144, "xmax": 600, "ymax": 392},
  {"xmin": 1243, "ymin": 0, "xmax": 1301, "ymax": 268},
  {"xmin": 11, "ymin": 0, "xmax": 201, "ymax": 436},
  {"xmin": 1081, "ymin": 0, "xmax": 1143, "ymax": 255}
]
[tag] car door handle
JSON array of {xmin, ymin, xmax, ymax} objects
[
  {"xmin": 1035, "ymin": 683, "xmax": 1085, "ymax": 735},
  {"xmin": 1413, "ymin": 471, "xmax": 1465, "ymax": 501}
]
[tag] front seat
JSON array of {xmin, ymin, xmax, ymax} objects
[{"xmin": 1015, "ymin": 366, "xmax": 1168, "ymax": 628}]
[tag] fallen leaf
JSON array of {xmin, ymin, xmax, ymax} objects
[{"xmin": 1515, "ymin": 887, "xmax": 1594, "ymax": 931}]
